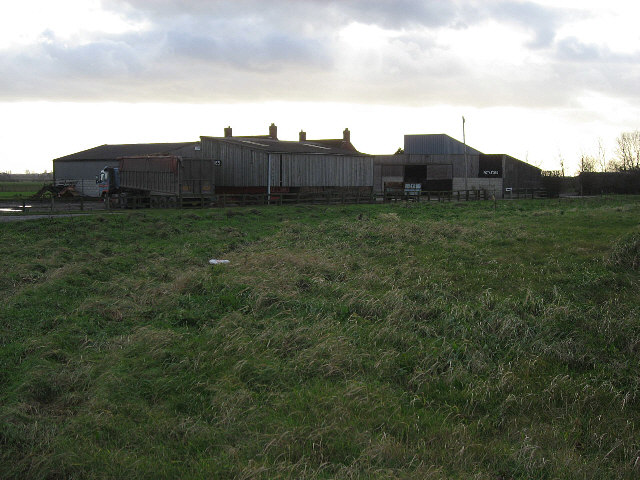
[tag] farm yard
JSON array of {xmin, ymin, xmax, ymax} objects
[{"xmin": 1, "ymin": 196, "xmax": 640, "ymax": 478}]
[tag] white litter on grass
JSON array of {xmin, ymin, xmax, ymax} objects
[{"xmin": 209, "ymin": 259, "xmax": 230, "ymax": 265}]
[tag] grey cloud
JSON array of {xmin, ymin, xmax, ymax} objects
[
  {"xmin": 550, "ymin": 38, "xmax": 640, "ymax": 101},
  {"xmin": 556, "ymin": 37, "xmax": 609, "ymax": 62},
  {"xmin": 164, "ymin": 29, "xmax": 330, "ymax": 71},
  {"xmin": 103, "ymin": 0, "xmax": 462, "ymax": 29},
  {"xmin": 1, "ymin": 0, "xmax": 639, "ymax": 110},
  {"xmin": 486, "ymin": 1, "xmax": 565, "ymax": 48}
]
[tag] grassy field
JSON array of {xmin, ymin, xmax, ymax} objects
[
  {"xmin": 1, "ymin": 197, "xmax": 639, "ymax": 479},
  {"xmin": 0, "ymin": 181, "xmax": 46, "ymax": 198}
]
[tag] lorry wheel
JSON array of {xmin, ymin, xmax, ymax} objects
[{"xmin": 168, "ymin": 197, "xmax": 177, "ymax": 209}]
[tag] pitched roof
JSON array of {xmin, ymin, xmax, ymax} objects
[
  {"xmin": 404, "ymin": 134, "xmax": 483, "ymax": 156},
  {"xmin": 54, "ymin": 142, "xmax": 199, "ymax": 162},
  {"xmin": 201, "ymin": 136, "xmax": 363, "ymax": 156}
]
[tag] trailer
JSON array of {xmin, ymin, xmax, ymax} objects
[{"xmin": 97, "ymin": 155, "xmax": 215, "ymax": 207}]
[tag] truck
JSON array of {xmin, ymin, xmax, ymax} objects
[{"xmin": 97, "ymin": 155, "xmax": 215, "ymax": 207}]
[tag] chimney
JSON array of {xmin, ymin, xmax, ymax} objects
[
  {"xmin": 269, "ymin": 123, "xmax": 278, "ymax": 139},
  {"xmin": 224, "ymin": 126, "xmax": 232, "ymax": 137},
  {"xmin": 299, "ymin": 130, "xmax": 306, "ymax": 142},
  {"xmin": 343, "ymin": 128, "xmax": 350, "ymax": 143}
]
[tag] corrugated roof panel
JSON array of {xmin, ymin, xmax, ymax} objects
[
  {"xmin": 404, "ymin": 134, "xmax": 482, "ymax": 155},
  {"xmin": 201, "ymin": 136, "xmax": 363, "ymax": 156},
  {"xmin": 54, "ymin": 142, "xmax": 199, "ymax": 161}
]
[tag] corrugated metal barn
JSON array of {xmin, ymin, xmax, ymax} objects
[
  {"xmin": 373, "ymin": 134, "xmax": 541, "ymax": 197},
  {"xmin": 200, "ymin": 125, "xmax": 373, "ymax": 193},
  {"xmin": 53, "ymin": 142, "xmax": 201, "ymax": 197}
]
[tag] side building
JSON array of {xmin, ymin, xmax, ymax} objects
[
  {"xmin": 200, "ymin": 124, "xmax": 372, "ymax": 194},
  {"xmin": 53, "ymin": 142, "xmax": 201, "ymax": 197},
  {"xmin": 373, "ymin": 134, "xmax": 542, "ymax": 197}
]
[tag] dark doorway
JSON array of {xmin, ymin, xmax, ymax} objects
[{"xmin": 404, "ymin": 165, "xmax": 427, "ymax": 183}]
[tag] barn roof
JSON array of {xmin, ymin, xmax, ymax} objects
[
  {"xmin": 200, "ymin": 136, "xmax": 362, "ymax": 155},
  {"xmin": 404, "ymin": 134, "xmax": 483, "ymax": 156},
  {"xmin": 54, "ymin": 142, "xmax": 200, "ymax": 162}
]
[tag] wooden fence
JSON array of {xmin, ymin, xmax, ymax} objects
[{"xmin": 0, "ymin": 188, "xmax": 550, "ymax": 215}]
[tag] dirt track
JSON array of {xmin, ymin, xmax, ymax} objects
[{"xmin": 0, "ymin": 214, "xmax": 92, "ymax": 222}]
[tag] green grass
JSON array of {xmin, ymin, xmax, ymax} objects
[
  {"xmin": 0, "ymin": 181, "xmax": 47, "ymax": 199},
  {"xmin": 0, "ymin": 192, "xmax": 39, "ymax": 199},
  {"xmin": 0, "ymin": 181, "xmax": 45, "ymax": 197},
  {"xmin": 1, "ymin": 197, "xmax": 640, "ymax": 479}
]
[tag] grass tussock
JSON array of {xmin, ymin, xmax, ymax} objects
[
  {"xmin": 1, "ymin": 196, "xmax": 640, "ymax": 478},
  {"xmin": 607, "ymin": 229, "xmax": 640, "ymax": 271}
]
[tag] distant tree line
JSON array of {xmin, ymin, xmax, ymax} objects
[
  {"xmin": 578, "ymin": 130, "xmax": 640, "ymax": 174},
  {"xmin": 572, "ymin": 130, "xmax": 640, "ymax": 195}
]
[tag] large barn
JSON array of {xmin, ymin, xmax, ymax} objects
[
  {"xmin": 373, "ymin": 134, "xmax": 542, "ymax": 197},
  {"xmin": 53, "ymin": 142, "xmax": 201, "ymax": 197},
  {"xmin": 199, "ymin": 124, "xmax": 372, "ymax": 194},
  {"xmin": 52, "ymin": 128, "xmax": 541, "ymax": 199}
]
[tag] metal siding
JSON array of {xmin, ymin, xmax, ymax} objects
[
  {"xmin": 502, "ymin": 155, "xmax": 542, "ymax": 190},
  {"xmin": 404, "ymin": 134, "xmax": 482, "ymax": 155},
  {"xmin": 53, "ymin": 159, "xmax": 119, "ymax": 197}
]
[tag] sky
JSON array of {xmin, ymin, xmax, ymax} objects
[{"xmin": 1, "ymin": 0, "xmax": 639, "ymax": 174}]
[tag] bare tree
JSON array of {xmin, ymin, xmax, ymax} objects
[
  {"xmin": 557, "ymin": 152, "xmax": 566, "ymax": 177},
  {"xmin": 597, "ymin": 138, "xmax": 608, "ymax": 172},
  {"xmin": 577, "ymin": 153, "xmax": 597, "ymax": 174},
  {"xmin": 614, "ymin": 130, "xmax": 640, "ymax": 171}
]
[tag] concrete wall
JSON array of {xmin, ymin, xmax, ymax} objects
[{"xmin": 452, "ymin": 177, "xmax": 503, "ymax": 195}]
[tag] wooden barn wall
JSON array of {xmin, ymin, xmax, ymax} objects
[
  {"xmin": 201, "ymin": 140, "xmax": 269, "ymax": 187},
  {"xmin": 280, "ymin": 155, "xmax": 372, "ymax": 187},
  {"xmin": 201, "ymin": 138, "xmax": 372, "ymax": 187}
]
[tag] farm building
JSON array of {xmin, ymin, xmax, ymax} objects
[
  {"xmin": 53, "ymin": 142, "xmax": 201, "ymax": 197},
  {"xmin": 52, "ymin": 128, "xmax": 540, "ymax": 199},
  {"xmin": 373, "ymin": 134, "xmax": 542, "ymax": 197},
  {"xmin": 199, "ymin": 124, "xmax": 373, "ymax": 194}
]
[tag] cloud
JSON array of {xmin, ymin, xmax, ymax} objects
[
  {"xmin": 0, "ymin": 0, "xmax": 639, "ymax": 109},
  {"xmin": 102, "ymin": 0, "xmax": 462, "ymax": 29},
  {"xmin": 486, "ymin": 1, "xmax": 565, "ymax": 48}
]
